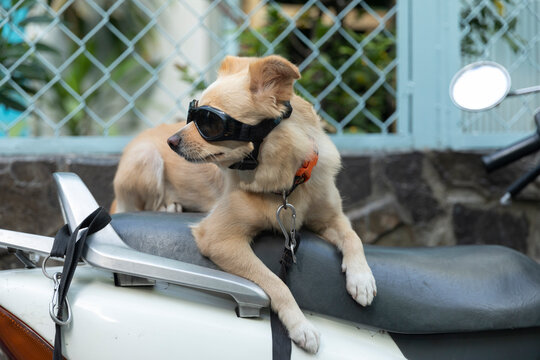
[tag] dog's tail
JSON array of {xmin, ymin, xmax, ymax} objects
[{"xmin": 110, "ymin": 199, "xmax": 117, "ymax": 214}]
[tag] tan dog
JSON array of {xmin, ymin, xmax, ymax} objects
[
  {"xmin": 112, "ymin": 122, "xmax": 223, "ymax": 213},
  {"xmin": 113, "ymin": 55, "xmax": 376, "ymax": 353}
]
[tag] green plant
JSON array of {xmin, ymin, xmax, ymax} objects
[
  {"xmin": 0, "ymin": 0, "xmax": 56, "ymax": 112},
  {"xmin": 461, "ymin": 0, "xmax": 521, "ymax": 56},
  {"xmin": 180, "ymin": 4, "xmax": 396, "ymax": 134},
  {"xmin": 243, "ymin": 5, "xmax": 396, "ymax": 133},
  {"xmin": 175, "ymin": 63, "xmax": 207, "ymax": 94},
  {"xmin": 46, "ymin": 0, "xmax": 158, "ymax": 135}
]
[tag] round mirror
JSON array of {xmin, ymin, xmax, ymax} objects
[{"xmin": 450, "ymin": 61, "xmax": 511, "ymax": 111}]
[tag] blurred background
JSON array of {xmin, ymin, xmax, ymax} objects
[{"xmin": 1, "ymin": 0, "xmax": 540, "ymax": 270}]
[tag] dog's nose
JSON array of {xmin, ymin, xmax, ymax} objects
[{"xmin": 167, "ymin": 134, "xmax": 181, "ymax": 151}]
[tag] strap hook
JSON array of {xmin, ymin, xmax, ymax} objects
[
  {"xmin": 43, "ymin": 256, "xmax": 72, "ymax": 326},
  {"xmin": 276, "ymin": 201, "xmax": 297, "ymax": 263},
  {"xmin": 48, "ymin": 271, "xmax": 72, "ymax": 326}
]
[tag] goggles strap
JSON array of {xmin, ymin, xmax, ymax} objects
[
  {"xmin": 229, "ymin": 101, "xmax": 292, "ymax": 170},
  {"xmin": 229, "ymin": 141, "xmax": 262, "ymax": 170}
]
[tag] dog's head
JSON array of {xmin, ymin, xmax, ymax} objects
[{"xmin": 168, "ymin": 55, "xmax": 300, "ymax": 168}]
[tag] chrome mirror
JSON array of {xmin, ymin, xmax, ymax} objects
[{"xmin": 450, "ymin": 61, "xmax": 511, "ymax": 111}]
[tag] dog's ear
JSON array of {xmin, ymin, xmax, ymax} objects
[
  {"xmin": 218, "ymin": 56, "xmax": 257, "ymax": 76},
  {"xmin": 248, "ymin": 55, "xmax": 300, "ymax": 101}
]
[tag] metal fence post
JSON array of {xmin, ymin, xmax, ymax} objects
[
  {"xmin": 403, "ymin": 0, "xmax": 461, "ymax": 149},
  {"xmin": 440, "ymin": 0, "xmax": 462, "ymax": 149},
  {"xmin": 397, "ymin": 0, "xmax": 412, "ymax": 140}
]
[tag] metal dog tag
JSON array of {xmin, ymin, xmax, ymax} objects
[{"xmin": 276, "ymin": 202, "xmax": 297, "ymax": 263}]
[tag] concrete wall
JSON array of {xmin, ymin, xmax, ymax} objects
[{"xmin": 1, "ymin": 151, "xmax": 539, "ymax": 269}]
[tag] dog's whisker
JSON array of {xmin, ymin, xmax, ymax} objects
[{"xmin": 201, "ymin": 148, "xmax": 218, "ymax": 161}]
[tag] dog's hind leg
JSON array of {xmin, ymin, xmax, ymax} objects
[{"xmin": 113, "ymin": 141, "xmax": 166, "ymax": 213}]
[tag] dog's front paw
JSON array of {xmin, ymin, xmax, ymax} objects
[
  {"xmin": 343, "ymin": 264, "xmax": 377, "ymax": 306},
  {"xmin": 289, "ymin": 319, "xmax": 320, "ymax": 354}
]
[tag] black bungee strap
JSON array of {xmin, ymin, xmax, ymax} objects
[
  {"xmin": 48, "ymin": 207, "xmax": 111, "ymax": 360},
  {"xmin": 270, "ymin": 234, "xmax": 301, "ymax": 360}
]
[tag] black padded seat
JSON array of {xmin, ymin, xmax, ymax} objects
[{"xmin": 111, "ymin": 212, "xmax": 540, "ymax": 335}]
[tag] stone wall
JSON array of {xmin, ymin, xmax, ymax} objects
[
  {"xmin": 338, "ymin": 151, "xmax": 540, "ymax": 261},
  {"xmin": 0, "ymin": 155, "xmax": 118, "ymax": 269},
  {"xmin": 1, "ymin": 151, "xmax": 539, "ymax": 270}
]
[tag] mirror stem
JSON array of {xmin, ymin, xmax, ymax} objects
[{"xmin": 508, "ymin": 85, "xmax": 540, "ymax": 97}]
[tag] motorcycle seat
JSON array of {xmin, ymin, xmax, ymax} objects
[{"xmin": 110, "ymin": 212, "xmax": 540, "ymax": 334}]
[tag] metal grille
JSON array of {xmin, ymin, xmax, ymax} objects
[
  {"xmin": 459, "ymin": 0, "xmax": 540, "ymax": 134},
  {"xmin": 0, "ymin": 0, "xmax": 397, "ymax": 138}
]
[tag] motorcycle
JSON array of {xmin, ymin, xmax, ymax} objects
[{"xmin": 0, "ymin": 62, "xmax": 539, "ymax": 360}]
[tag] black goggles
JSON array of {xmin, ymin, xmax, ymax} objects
[{"xmin": 186, "ymin": 99, "xmax": 292, "ymax": 142}]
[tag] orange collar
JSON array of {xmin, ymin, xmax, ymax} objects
[
  {"xmin": 282, "ymin": 147, "xmax": 318, "ymax": 197},
  {"xmin": 294, "ymin": 150, "xmax": 318, "ymax": 186}
]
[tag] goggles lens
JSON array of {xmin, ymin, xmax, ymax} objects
[
  {"xmin": 188, "ymin": 100, "xmax": 226, "ymax": 140},
  {"xmin": 194, "ymin": 110, "xmax": 225, "ymax": 139}
]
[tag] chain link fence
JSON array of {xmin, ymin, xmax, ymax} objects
[
  {"xmin": 3, "ymin": 0, "xmax": 539, "ymax": 149},
  {"xmin": 0, "ymin": 0, "xmax": 397, "ymax": 138},
  {"xmin": 459, "ymin": 0, "xmax": 540, "ymax": 134}
]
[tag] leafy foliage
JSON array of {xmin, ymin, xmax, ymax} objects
[
  {"xmin": 45, "ymin": 0, "xmax": 158, "ymax": 135},
  {"xmin": 243, "ymin": 7, "xmax": 395, "ymax": 133},
  {"xmin": 461, "ymin": 0, "xmax": 521, "ymax": 56},
  {"xmin": 180, "ymin": 4, "xmax": 396, "ymax": 134},
  {"xmin": 175, "ymin": 63, "xmax": 207, "ymax": 94},
  {"xmin": 1, "ymin": 0, "xmax": 158, "ymax": 136},
  {"xmin": 0, "ymin": 0, "xmax": 56, "ymax": 112}
]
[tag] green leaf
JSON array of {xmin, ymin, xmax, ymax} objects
[
  {"xmin": 12, "ymin": 63, "xmax": 49, "ymax": 81},
  {"xmin": 10, "ymin": 76, "xmax": 38, "ymax": 95},
  {"xmin": 8, "ymin": 118, "xmax": 28, "ymax": 137},
  {"xmin": 17, "ymin": 0, "xmax": 37, "ymax": 9},
  {"xmin": 19, "ymin": 15, "xmax": 54, "ymax": 26},
  {"xmin": 35, "ymin": 42, "xmax": 59, "ymax": 54},
  {"xmin": 0, "ymin": 45, "xmax": 29, "ymax": 61}
]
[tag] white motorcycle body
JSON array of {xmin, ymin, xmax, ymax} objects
[{"xmin": 0, "ymin": 266, "xmax": 404, "ymax": 360}]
